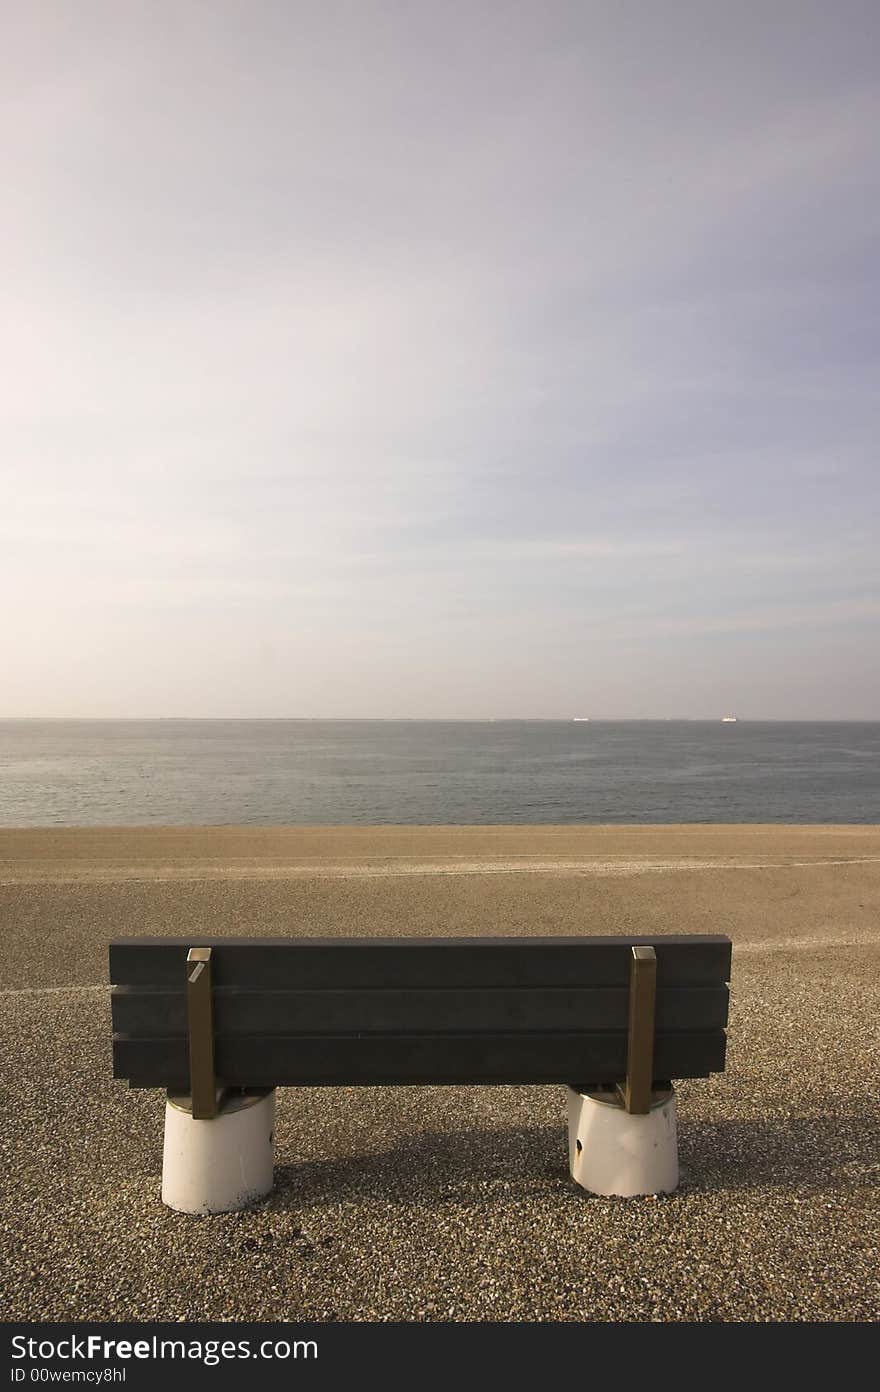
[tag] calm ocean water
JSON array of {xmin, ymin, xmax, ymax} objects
[{"xmin": 0, "ymin": 719, "xmax": 878, "ymax": 826}]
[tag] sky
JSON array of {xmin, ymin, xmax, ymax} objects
[{"xmin": 2, "ymin": 1, "xmax": 878, "ymax": 719}]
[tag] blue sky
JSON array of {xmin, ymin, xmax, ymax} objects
[{"xmin": 2, "ymin": 1, "xmax": 878, "ymax": 717}]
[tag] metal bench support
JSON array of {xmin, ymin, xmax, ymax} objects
[
  {"xmin": 186, "ymin": 947, "xmax": 217, "ymax": 1120},
  {"xmin": 621, "ymin": 945, "xmax": 656, "ymax": 1115}
]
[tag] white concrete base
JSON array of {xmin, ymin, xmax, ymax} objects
[
  {"xmin": 161, "ymin": 1089, "xmax": 276, "ymax": 1214},
  {"xmin": 566, "ymin": 1086, "xmax": 679, "ymax": 1197}
]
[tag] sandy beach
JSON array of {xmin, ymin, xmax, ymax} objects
[{"xmin": 1, "ymin": 823, "xmax": 878, "ymax": 1323}]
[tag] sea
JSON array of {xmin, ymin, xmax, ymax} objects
[{"xmin": 0, "ymin": 719, "xmax": 878, "ymax": 827}]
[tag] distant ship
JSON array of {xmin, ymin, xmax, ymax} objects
[
  {"xmin": 721, "ymin": 715, "xmax": 737, "ymax": 722},
  {"xmin": 572, "ymin": 717, "xmax": 590, "ymax": 722}
]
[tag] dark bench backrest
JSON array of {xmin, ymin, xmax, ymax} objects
[{"xmin": 110, "ymin": 935, "xmax": 731, "ymax": 1092}]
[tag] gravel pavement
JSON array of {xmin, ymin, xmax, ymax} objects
[{"xmin": 1, "ymin": 824, "xmax": 878, "ymax": 1323}]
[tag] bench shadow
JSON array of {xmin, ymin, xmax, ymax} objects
[
  {"xmin": 273, "ymin": 1124, "xmax": 564, "ymax": 1210},
  {"xmin": 269, "ymin": 1112, "xmax": 878, "ymax": 1210},
  {"xmin": 678, "ymin": 1113, "xmax": 880, "ymax": 1194}
]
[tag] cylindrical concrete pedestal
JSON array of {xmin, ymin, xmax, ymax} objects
[
  {"xmin": 161, "ymin": 1089, "xmax": 276, "ymax": 1214},
  {"xmin": 566, "ymin": 1086, "xmax": 679, "ymax": 1197}
]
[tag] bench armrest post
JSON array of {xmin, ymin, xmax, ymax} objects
[
  {"xmin": 622, "ymin": 946, "xmax": 657, "ymax": 1115},
  {"xmin": 187, "ymin": 947, "xmax": 217, "ymax": 1119}
]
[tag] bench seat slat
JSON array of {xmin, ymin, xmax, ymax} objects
[
  {"xmin": 109, "ymin": 935, "xmax": 732, "ymax": 989},
  {"xmin": 113, "ymin": 1028, "xmax": 727, "ymax": 1088},
  {"xmin": 111, "ymin": 984, "xmax": 730, "ymax": 1035}
]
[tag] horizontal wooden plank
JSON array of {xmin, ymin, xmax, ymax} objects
[
  {"xmin": 113, "ymin": 1029, "xmax": 727, "ymax": 1088},
  {"xmin": 111, "ymin": 984, "xmax": 729, "ymax": 1036},
  {"xmin": 109, "ymin": 935, "xmax": 732, "ymax": 990}
]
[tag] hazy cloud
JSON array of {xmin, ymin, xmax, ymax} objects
[{"xmin": 2, "ymin": 1, "xmax": 878, "ymax": 716}]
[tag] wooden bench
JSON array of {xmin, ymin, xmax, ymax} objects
[{"xmin": 110, "ymin": 934, "xmax": 731, "ymax": 1115}]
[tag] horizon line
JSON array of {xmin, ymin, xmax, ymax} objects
[{"xmin": 1, "ymin": 715, "xmax": 878, "ymax": 724}]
